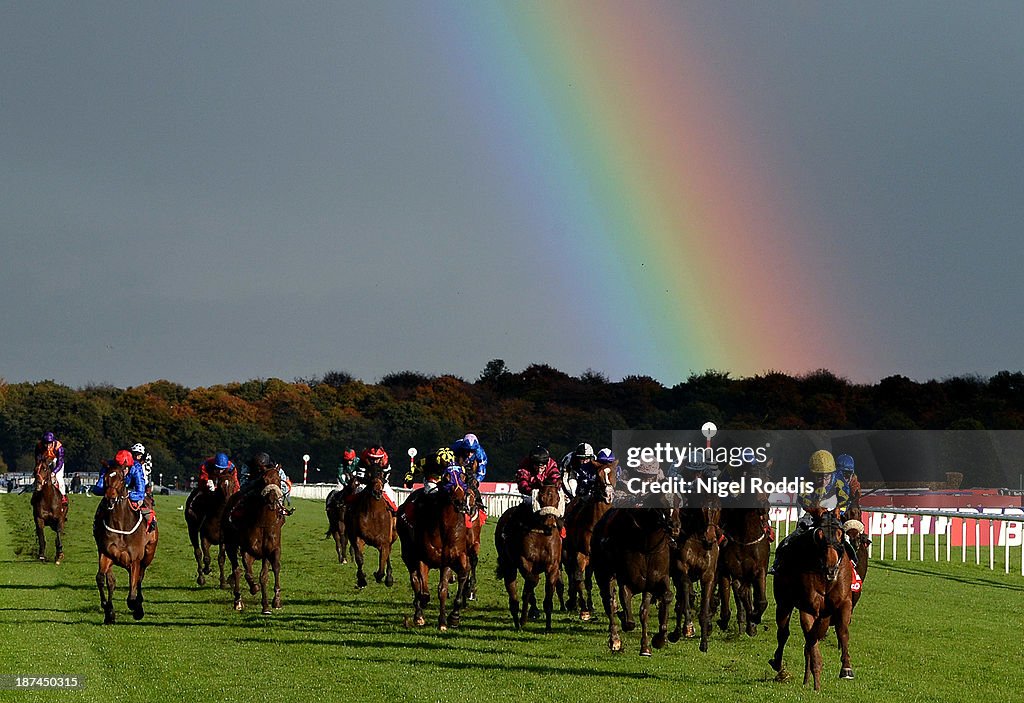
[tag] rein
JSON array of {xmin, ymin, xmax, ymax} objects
[{"xmin": 104, "ymin": 512, "xmax": 143, "ymax": 535}]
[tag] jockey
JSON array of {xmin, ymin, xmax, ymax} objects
[
  {"xmin": 93, "ymin": 450, "xmax": 156, "ymax": 530},
  {"xmin": 397, "ymin": 447, "xmax": 462, "ymax": 527},
  {"xmin": 451, "ymin": 433, "xmax": 488, "ymax": 483},
  {"xmin": 198, "ymin": 452, "xmax": 240, "ymax": 493},
  {"xmin": 337, "ymin": 449, "xmax": 359, "ymax": 487},
  {"xmin": 770, "ymin": 450, "xmax": 856, "ymax": 574},
  {"xmin": 35, "ymin": 431, "xmax": 67, "ymax": 505},
  {"xmin": 131, "ymin": 442, "xmax": 153, "ymax": 491},
  {"xmin": 835, "ymin": 454, "xmax": 861, "ymax": 512},
  {"xmin": 516, "ymin": 446, "xmax": 564, "ymax": 515},
  {"xmin": 355, "ymin": 445, "xmax": 398, "ymax": 512},
  {"xmin": 560, "ymin": 442, "xmax": 598, "ymax": 501}
]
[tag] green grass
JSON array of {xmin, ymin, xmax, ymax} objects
[{"xmin": 1, "ymin": 493, "xmax": 1022, "ymax": 702}]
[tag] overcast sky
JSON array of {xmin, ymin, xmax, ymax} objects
[{"xmin": 2, "ymin": 2, "xmax": 1021, "ymax": 388}]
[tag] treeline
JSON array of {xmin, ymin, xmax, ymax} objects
[{"xmin": 1, "ymin": 360, "xmax": 1022, "ymax": 486}]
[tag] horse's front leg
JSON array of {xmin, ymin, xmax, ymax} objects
[
  {"xmin": 448, "ymin": 557, "xmax": 468, "ymax": 628},
  {"xmin": 243, "ymin": 552, "xmax": 258, "ymax": 595},
  {"xmin": 217, "ymin": 542, "xmax": 229, "ymax": 589},
  {"xmin": 769, "ymin": 600, "xmax": 793, "ymax": 680},
  {"xmin": 669, "ymin": 574, "xmax": 684, "ymax": 643},
  {"xmin": 698, "ymin": 571, "xmax": 714, "ymax": 652},
  {"xmin": 127, "ymin": 559, "xmax": 144, "ymax": 620},
  {"xmin": 803, "ymin": 612, "xmax": 829, "ymax": 691},
  {"xmin": 259, "ymin": 556, "xmax": 271, "ymax": 614},
  {"xmin": 437, "ymin": 566, "xmax": 450, "ymax": 631},
  {"xmin": 619, "ymin": 583, "xmax": 636, "ymax": 632},
  {"xmin": 717, "ymin": 572, "xmax": 732, "ymax": 631},
  {"xmin": 189, "ymin": 525, "xmax": 205, "ymax": 585},
  {"xmin": 639, "ymin": 591, "xmax": 653, "ymax": 656},
  {"xmin": 97, "ymin": 554, "xmax": 115, "ymax": 624},
  {"xmin": 201, "ymin": 535, "xmax": 213, "ymax": 575},
  {"xmin": 520, "ymin": 575, "xmax": 538, "ymax": 629},
  {"xmin": 606, "ymin": 575, "xmax": 623, "ymax": 652},
  {"xmin": 271, "ymin": 549, "xmax": 282, "ymax": 609},
  {"xmin": 837, "ymin": 601, "xmax": 854, "ymax": 681},
  {"xmin": 36, "ymin": 517, "xmax": 47, "ymax": 561},
  {"xmin": 682, "ymin": 575, "xmax": 696, "ymax": 639},
  {"xmin": 353, "ymin": 537, "xmax": 367, "ymax": 589},
  {"xmin": 54, "ymin": 523, "xmax": 64, "ymax": 565},
  {"xmin": 543, "ymin": 564, "xmax": 558, "ymax": 632},
  {"xmin": 652, "ymin": 581, "xmax": 671, "ymax": 650}
]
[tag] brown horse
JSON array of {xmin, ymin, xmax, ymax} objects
[
  {"xmin": 344, "ymin": 466, "xmax": 397, "ymax": 589},
  {"xmin": 844, "ymin": 519, "xmax": 870, "ymax": 611},
  {"xmin": 325, "ymin": 487, "xmax": 350, "ymax": 564},
  {"xmin": 185, "ymin": 467, "xmax": 238, "ymax": 587},
  {"xmin": 563, "ymin": 461, "xmax": 617, "ymax": 620},
  {"xmin": 93, "ymin": 464, "xmax": 158, "ymax": 624},
  {"xmin": 769, "ymin": 510, "xmax": 855, "ymax": 690},
  {"xmin": 223, "ymin": 465, "xmax": 285, "ymax": 613},
  {"xmin": 717, "ymin": 463, "xmax": 773, "ymax": 636},
  {"xmin": 593, "ymin": 508, "xmax": 675, "ymax": 656},
  {"xmin": 494, "ymin": 483, "xmax": 563, "ymax": 630},
  {"xmin": 669, "ymin": 493, "xmax": 721, "ymax": 652},
  {"xmin": 396, "ymin": 478, "xmax": 470, "ymax": 630},
  {"xmin": 458, "ymin": 455, "xmax": 485, "ymax": 604},
  {"xmin": 32, "ymin": 459, "xmax": 67, "ymax": 564}
]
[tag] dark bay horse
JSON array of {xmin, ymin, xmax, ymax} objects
[
  {"xmin": 593, "ymin": 508, "xmax": 675, "ymax": 656},
  {"xmin": 396, "ymin": 478, "xmax": 470, "ymax": 630},
  {"xmin": 717, "ymin": 463, "xmax": 773, "ymax": 636},
  {"xmin": 223, "ymin": 465, "xmax": 286, "ymax": 614},
  {"xmin": 185, "ymin": 467, "xmax": 238, "ymax": 587},
  {"xmin": 769, "ymin": 510, "xmax": 854, "ymax": 690},
  {"xmin": 344, "ymin": 466, "xmax": 397, "ymax": 589},
  {"xmin": 563, "ymin": 461, "xmax": 617, "ymax": 621},
  {"xmin": 93, "ymin": 464, "xmax": 158, "ymax": 624},
  {"xmin": 325, "ymin": 487, "xmax": 350, "ymax": 564},
  {"xmin": 32, "ymin": 459, "xmax": 68, "ymax": 564},
  {"xmin": 669, "ymin": 494, "xmax": 721, "ymax": 652},
  {"xmin": 494, "ymin": 483, "xmax": 563, "ymax": 630}
]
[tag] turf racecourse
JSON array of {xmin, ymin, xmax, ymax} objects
[{"xmin": 1, "ymin": 494, "xmax": 1020, "ymax": 703}]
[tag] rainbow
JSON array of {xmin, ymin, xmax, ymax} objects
[{"xmin": 423, "ymin": 2, "xmax": 857, "ymax": 381}]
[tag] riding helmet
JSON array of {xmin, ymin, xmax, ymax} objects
[
  {"xmin": 131, "ymin": 442, "xmax": 146, "ymax": 455},
  {"xmin": 463, "ymin": 433, "xmax": 479, "ymax": 448},
  {"xmin": 835, "ymin": 454, "xmax": 855, "ymax": 475},
  {"xmin": 115, "ymin": 449, "xmax": 134, "ymax": 467},
  {"xmin": 574, "ymin": 442, "xmax": 595, "ymax": 459},
  {"xmin": 343, "ymin": 449, "xmax": 356, "ymax": 461},
  {"xmin": 254, "ymin": 452, "xmax": 272, "ymax": 467},
  {"xmin": 596, "ymin": 448, "xmax": 616, "ymax": 463},
  {"xmin": 808, "ymin": 450, "xmax": 836, "ymax": 475},
  {"xmin": 530, "ymin": 446, "xmax": 550, "ymax": 466},
  {"xmin": 42, "ymin": 431, "xmax": 56, "ymax": 443},
  {"xmin": 215, "ymin": 452, "xmax": 231, "ymax": 469}
]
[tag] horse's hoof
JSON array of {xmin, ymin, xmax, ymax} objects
[
  {"xmin": 747, "ymin": 624, "xmax": 758, "ymax": 637},
  {"xmin": 774, "ymin": 669, "xmax": 791, "ymax": 683},
  {"xmin": 249, "ymin": 584, "xmax": 259, "ymax": 595},
  {"xmin": 668, "ymin": 630, "xmax": 681, "ymax": 644},
  {"xmin": 609, "ymin": 637, "xmax": 623, "ymax": 652},
  {"xmin": 385, "ymin": 576, "xmax": 394, "ymax": 588},
  {"xmin": 197, "ymin": 576, "xmax": 206, "ymax": 586},
  {"xmin": 38, "ymin": 555, "xmax": 47, "ymax": 562},
  {"xmin": 132, "ymin": 608, "xmax": 144, "ymax": 621},
  {"xmin": 717, "ymin": 619, "xmax": 729, "ymax": 632},
  {"xmin": 374, "ymin": 572, "xmax": 384, "ymax": 583},
  {"xmin": 652, "ymin": 633, "xmax": 666, "ymax": 650},
  {"xmin": 55, "ymin": 553, "xmax": 64, "ymax": 565},
  {"xmin": 272, "ymin": 599, "xmax": 282, "ymax": 609},
  {"xmin": 840, "ymin": 668, "xmax": 855, "ymax": 680},
  {"xmin": 623, "ymin": 620, "xmax": 636, "ymax": 632},
  {"xmin": 685, "ymin": 623, "xmax": 696, "ymax": 638},
  {"xmin": 699, "ymin": 640, "xmax": 709, "ymax": 653},
  {"xmin": 529, "ymin": 607, "xmax": 540, "ymax": 620},
  {"xmin": 262, "ymin": 608, "xmax": 273, "ymax": 615},
  {"xmin": 234, "ymin": 601, "xmax": 244, "ymax": 611},
  {"xmin": 103, "ymin": 615, "xmax": 115, "ymax": 625},
  {"xmin": 769, "ymin": 657, "xmax": 783, "ymax": 673},
  {"xmin": 580, "ymin": 611, "xmax": 591, "ymax": 622},
  {"xmin": 439, "ymin": 624, "xmax": 447, "ymax": 632},
  {"xmin": 356, "ymin": 575, "xmax": 368, "ymax": 589},
  {"xmin": 467, "ymin": 592, "xmax": 476, "ymax": 602},
  {"xmin": 640, "ymin": 647, "xmax": 652, "ymax": 657},
  {"xmin": 220, "ymin": 582, "xmax": 229, "ymax": 590},
  {"xmin": 414, "ymin": 615, "xmax": 425, "ymax": 627},
  {"xmin": 203, "ymin": 566, "xmax": 212, "ymax": 575}
]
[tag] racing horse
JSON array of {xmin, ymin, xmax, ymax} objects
[
  {"xmin": 593, "ymin": 507, "xmax": 676, "ymax": 656},
  {"xmin": 457, "ymin": 452, "xmax": 486, "ymax": 605},
  {"xmin": 769, "ymin": 509, "xmax": 854, "ymax": 690},
  {"xmin": 325, "ymin": 487, "xmax": 350, "ymax": 564},
  {"xmin": 494, "ymin": 482, "xmax": 563, "ymax": 630},
  {"xmin": 563, "ymin": 460, "xmax": 617, "ymax": 621},
  {"xmin": 716, "ymin": 460, "xmax": 773, "ymax": 636},
  {"xmin": 668, "ymin": 492, "xmax": 721, "ymax": 652},
  {"xmin": 93, "ymin": 463, "xmax": 158, "ymax": 624},
  {"xmin": 223, "ymin": 464, "xmax": 286, "ymax": 613},
  {"xmin": 344, "ymin": 464, "xmax": 397, "ymax": 589},
  {"xmin": 185, "ymin": 465, "xmax": 238, "ymax": 587},
  {"xmin": 32, "ymin": 458, "xmax": 68, "ymax": 564},
  {"xmin": 396, "ymin": 469, "xmax": 470, "ymax": 630}
]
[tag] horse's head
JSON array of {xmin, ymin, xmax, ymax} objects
[
  {"xmin": 368, "ymin": 465, "xmax": 385, "ymax": 500},
  {"xmin": 213, "ymin": 467, "xmax": 236, "ymax": 494},
  {"xmin": 100, "ymin": 463, "xmax": 128, "ymax": 507},
  {"xmin": 700, "ymin": 495, "xmax": 722, "ymax": 547},
  {"xmin": 34, "ymin": 459, "xmax": 54, "ymax": 489},
  {"xmin": 596, "ymin": 460, "xmax": 618, "ymax": 502},
  {"xmin": 812, "ymin": 512, "xmax": 847, "ymax": 582}
]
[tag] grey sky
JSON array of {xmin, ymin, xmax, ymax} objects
[{"xmin": 2, "ymin": 3, "xmax": 1022, "ymax": 388}]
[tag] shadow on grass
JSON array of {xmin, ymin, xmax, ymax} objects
[{"xmin": 872, "ymin": 561, "xmax": 1024, "ymax": 592}]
